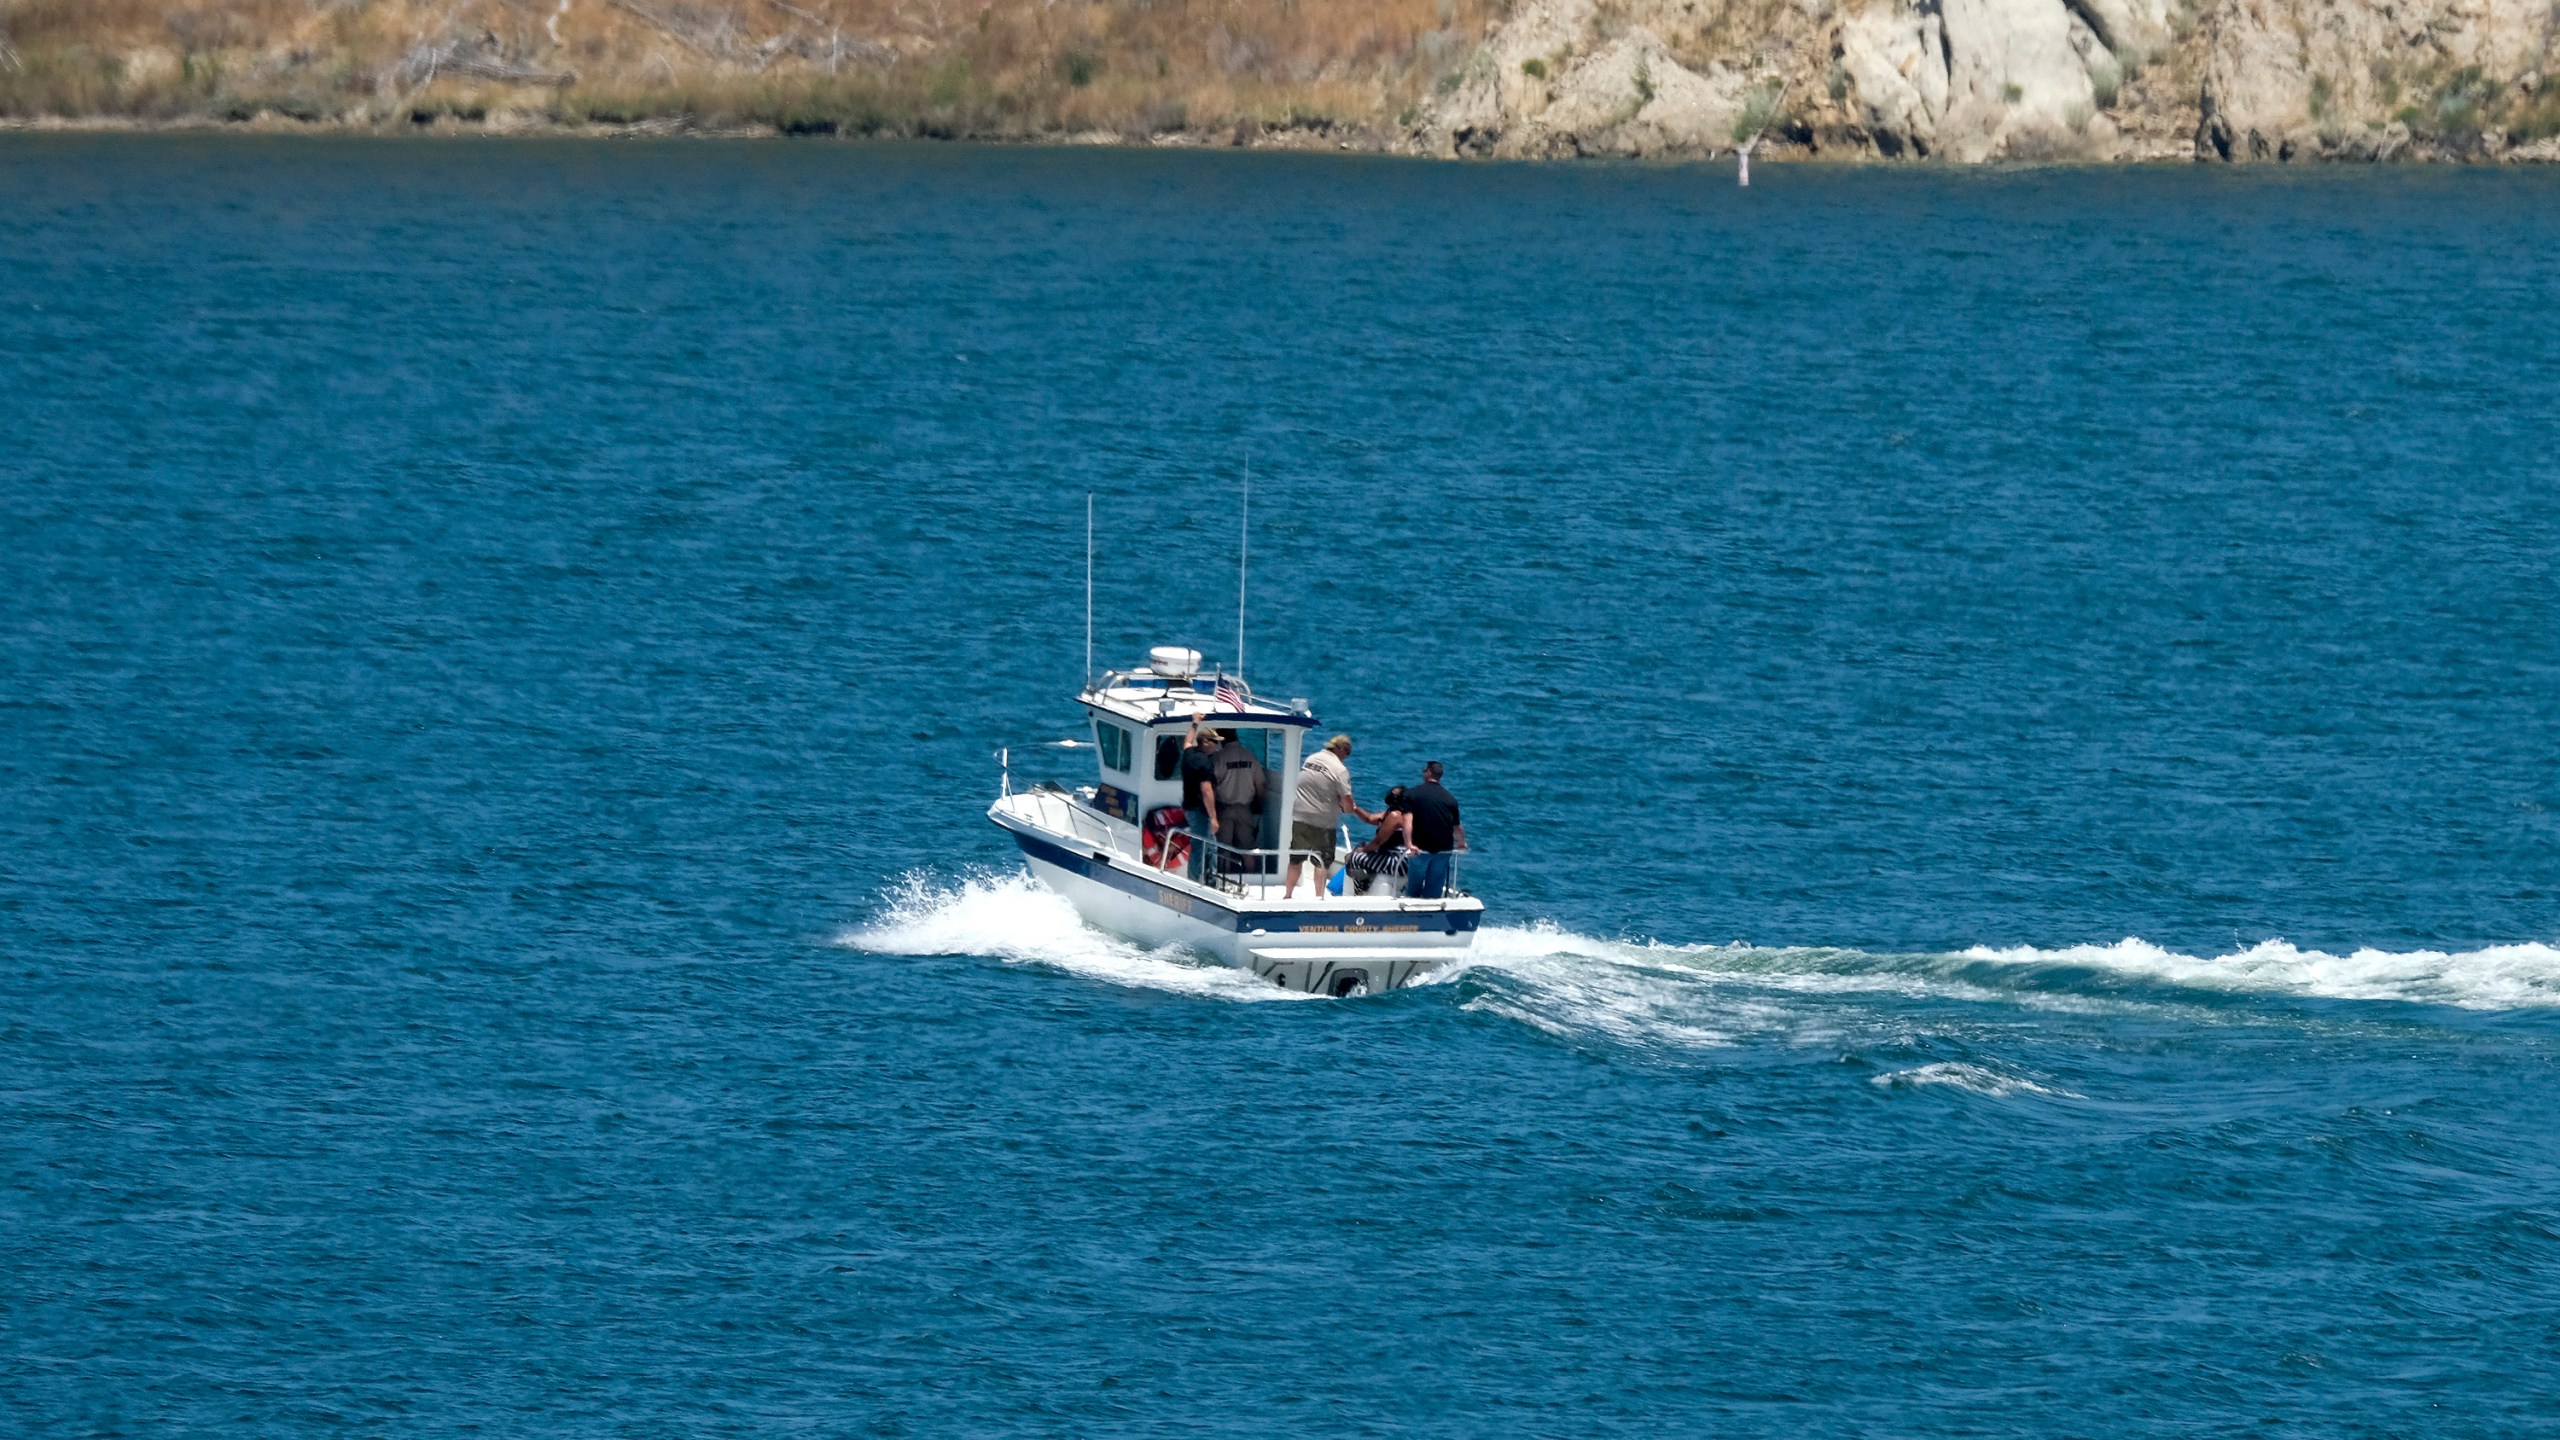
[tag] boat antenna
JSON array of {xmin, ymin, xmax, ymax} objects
[
  {"xmin": 1236, "ymin": 457, "xmax": 1249, "ymax": 680},
  {"xmin": 1083, "ymin": 493, "xmax": 1094, "ymax": 686}
]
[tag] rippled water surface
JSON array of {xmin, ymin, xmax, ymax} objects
[{"xmin": 5, "ymin": 137, "xmax": 2559, "ymax": 1435}]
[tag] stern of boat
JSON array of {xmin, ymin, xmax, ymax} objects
[{"xmin": 1246, "ymin": 945, "xmax": 1460, "ymax": 997}]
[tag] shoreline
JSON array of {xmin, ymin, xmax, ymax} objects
[
  {"xmin": 6, "ymin": 113, "xmax": 2554, "ymax": 166},
  {"xmin": 9, "ymin": 0, "xmax": 2560, "ymax": 168}
]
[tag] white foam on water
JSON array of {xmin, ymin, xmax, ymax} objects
[
  {"xmin": 1445, "ymin": 923, "xmax": 1789, "ymax": 1050},
  {"xmin": 1442, "ymin": 921, "xmax": 2560, "ymax": 1055},
  {"xmin": 842, "ymin": 871, "xmax": 2560, "ymax": 1026},
  {"xmin": 1453, "ymin": 957, "xmax": 1748, "ymax": 1050},
  {"xmin": 1451, "ymin": 924, "xmax": 2085, "ymax": 1051},
  {"xmin": 1870, "ymin": 1062, "xmax": 2081, "ymax": 1099},
  {"xmin": 1466, "ymin": 923, "xmax": 2560, "ymax": 1013},
  {"xmin": 1460, "ymin": 925, "xmax": 1972, "ymax": 997},
  {"xmin": 1956, "ymin": 937, "xmax": 2560, "ymax": 1011},
  {"xmin": 837, "ymin": 870, "xmax": 1317, "ymax": 1003}
]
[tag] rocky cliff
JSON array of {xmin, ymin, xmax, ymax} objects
[
  {"xmin": 1420, "ymin": 0, "xmax": 2560, "ymax": 161},
  {"xmin": 5, "ymin": 0, "xmax": 2557, "ymax": 161}
]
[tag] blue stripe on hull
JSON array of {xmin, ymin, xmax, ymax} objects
[{"xmin": 1007, "ymin": 827, "xmax": 1479, "ymax": 936}]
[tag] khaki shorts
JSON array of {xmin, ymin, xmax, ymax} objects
[{"xmin": 1290, "ymin": 818, "xmax": 1338, "ymax": 864}]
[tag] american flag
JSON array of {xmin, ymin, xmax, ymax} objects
[{"xmin": 1214, "ymin": 676, "xmax": 1247, "ymax": 711}]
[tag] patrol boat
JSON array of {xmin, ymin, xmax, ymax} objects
[{"xmin": 987, "ymin": 646, "xmax": 1482, "ymax": 996}]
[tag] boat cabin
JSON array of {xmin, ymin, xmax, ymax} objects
[{"xmin": 1079, "ymin": 645, "xmax": 1315, "ymax": 872}]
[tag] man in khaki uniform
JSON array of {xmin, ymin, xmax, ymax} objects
[
  {"xmin": 1211, "ymin": 730, "xmax": 1267, "ymax": 861},
  {"xmin": 1284, "ymin": 734, "xmax": 1383, "ymax": 897}
]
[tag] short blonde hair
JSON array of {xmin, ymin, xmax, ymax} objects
[{"xmin": 1326, "ymin": 734, "xmax": 1352, "ymax": 754}]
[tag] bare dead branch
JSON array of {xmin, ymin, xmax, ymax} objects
[
  {"xmin": 398, "ymin": 36, "xmax": 578, "ymax": 88},
  {"xmin": 606, "ymin": 0, "xmax": 733, "ymax": 59}
]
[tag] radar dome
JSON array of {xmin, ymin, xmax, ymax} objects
[{"xmin": 1147, "ymin": 646, "xmax": 1202, "ymax": 680}]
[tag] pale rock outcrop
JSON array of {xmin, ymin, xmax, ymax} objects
[
  {"xmin": 1429, "ymin": 0, "xmax": 1596, "ymax": 153},
  {"xmin": 1838, "ymin": 0, "xmax": 2108, "ymax": 158},
  {"xmin": 2067, "ymin": 0, "xmax": 2174, "ymax": 62},
  {"xmin": 2198, "ymin": 0, "xmax": 2560, "ymax": 159},
  {"xmin": 2194, "ymin": 0, "xmax": 2317, "ymax": 157},
  {"xmin": 1838, "ymin": 5, "xmax": 1949, "ymax": 153},
  {"xmin": 1430, "ymin": 0, "xmax": 2131, "ymax": 161},
  {"xmin": 1425, "ymin": 0, "xmax": 2560, "ymax": 161},
  {"xmin": 1541, "ymin": 29, "xmax": 1757, "ymax": 155},
  {"xmin": 1938, "ymin": 0, "xmax": 2102, "ymax": 157},
  {"xmin": 1428, "ymin": 0, "xmax": 1757, "ymax": 158}
]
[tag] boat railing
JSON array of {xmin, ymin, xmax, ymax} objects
[
  {"xmin": 1146, "ymin": 830, "xmax": 1467, "ymax": 901},
  {"xmin": 1021, "ymin": 782, "xmax": 1123, "ymax": 855},
  {"xmin": 1333, "ymin": 838, "xmax": 1469, "ymax": 900},
  {"xmin": 1007, "ymin": 783, "xmax": 1469, "ymax": 900},
  {"xmin": 1166, "ymin": 834, "xmax": 1271, "ymax": 896}
]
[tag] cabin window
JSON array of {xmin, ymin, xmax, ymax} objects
[
  {"xmin": 1154, "ymin": 734, "xmax": 1182, "ymax": 781},
  {"xmin": 1094, "ymin": 720, "xmax": 1133, "ymax": 773}
]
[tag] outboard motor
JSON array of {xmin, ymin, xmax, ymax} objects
[{"xmin": 1328, "ymin": 969, "xmax": 1372, "ymax": 999}]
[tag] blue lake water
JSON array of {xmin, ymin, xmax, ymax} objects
[{"xmin": 4, "ymin": 136, "xmax": 2558, "ymax": 1435}]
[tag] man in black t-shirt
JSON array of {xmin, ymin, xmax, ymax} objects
[
  {"xmin": 1401, "ymin": 761, "xmax": 1465, "ymax": 899},
  {"xmin": 1178, "ymin": 720, "xmax": 1221, "ymax": 882}
]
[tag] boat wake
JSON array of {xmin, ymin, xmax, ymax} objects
[
  {"xmin": 1869, "ymin": 1062, "xmax": 2083, "ymax": 1099},
  {"xmin": 839, "ymin": 871, "xmax": 1320, "ymax": 1002},
  {"xmin": 1458, "ymin": 924, "xmax": 2560, "ymax": 1012},
  {"xmin": 1952, "ymin": 936, "xmax": 2560, "ymax": 1011},
  {"xmin": 842, "ymin": 872, "xmax": 2560, "ymax": 1033}
]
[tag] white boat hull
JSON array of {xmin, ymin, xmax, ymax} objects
[{"xmin": 993, "ymin": 795, "xmax": 1478, "ymax": 995}]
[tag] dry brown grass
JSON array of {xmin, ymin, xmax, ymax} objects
[{"xmin": 0, "ymin": 0, "xmax": 1494, "ymax": 134}]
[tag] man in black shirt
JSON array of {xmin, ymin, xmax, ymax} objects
[
  {"xmin": 1402, "ymin": 761, "xmax": 1465, "ymax": 899},
  {"xmin": 1178, "ymin": 720, "xmax": 1221, "ymax": 882}
]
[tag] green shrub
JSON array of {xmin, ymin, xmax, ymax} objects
[
  {"xmin": 2090, "ymin": 60, "xmax": 2121, "ymax": 109},
  {"xmin": 2508, "ymin": 86, "xmax": 2560, "ymax": 142},
  {"xmin": 2430, "ymin": 65, "xmax": 2498, "ymax": 133},
  {"xmin": 1731, "ymin": 79, "xmax": 1784, "ymax": 143},
  {"xmin": 1520, "ymin": 57, "xmax": 1545, "ymax": 80},
  {"xmin": 928, "ymin": 56, "xmax": 973, "ymax": 108}
]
